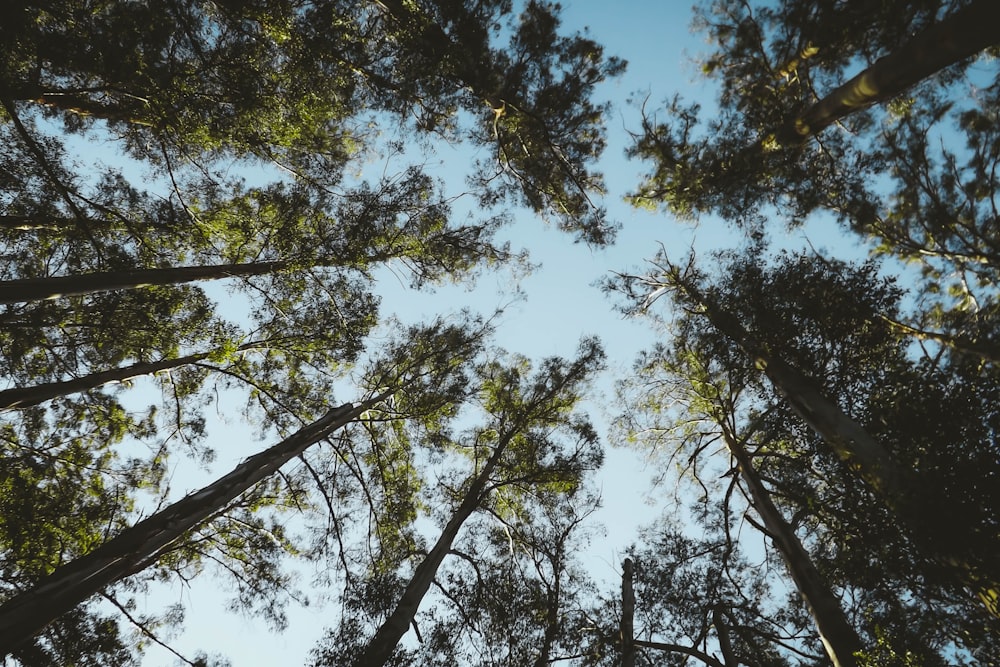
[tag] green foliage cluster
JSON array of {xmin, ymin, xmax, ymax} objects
[{"xmin": 1, "ymin": 0, "xmax": 999, "ymax": 666}]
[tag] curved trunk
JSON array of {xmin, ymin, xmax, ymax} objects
[
  {"xmin": 0, "ymin": 397, "xmax": 382, "ymax": 655},
  {"xmin": 775, "ymin": 0, "xmax": 1000, "ymax": 146},
  {"xmin": 723, "ymin": 427, "xmax": 862, "ymax": 667},
  {"xmin": 0, "ymin": 261, "xmax": 289, "ymax": 305},
  {"xmin": 355, "ymin": 433, "xmax": 511, "ymax": 667}
]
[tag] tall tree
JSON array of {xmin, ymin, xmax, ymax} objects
[
  {"xmin": 0, "ymin": 317, "xmax": 490, "ymax": 656},
  {"xmin": 347, "ymin": 339, "xmax": 605, "ymax": 666},
  {"xmin": 0, "ymin": 0, "xmax": 623, "ymax": 243},
  {"xmin": 628, "ymin": 0, "xmax": 999, "ymax": 226},
  {"xmin": 614, "ymin": 247, "xmax": 1000, "ymax": 656}
]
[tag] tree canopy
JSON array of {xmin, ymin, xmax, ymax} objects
[{"xmin": 1, "ymin": 1, "xmax": 999, "ymax": 665}]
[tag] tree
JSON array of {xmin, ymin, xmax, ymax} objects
[
  {"xmin": 629, "ymin": 0, "xmax": 999, "ymax": 225},
  {"xmin": 0, "ymin": 0, "xmax": 623, "ymax": 243},
  {"xmin": 0, "ymin": 316, "xmax": 491, "ymax": 656},
  {"xmin": 0, "ymin": 0, "xmax": 623, "ymax": 662},
  {"xmin": 583, "ymin": 523, "xmax": 811, "ymax": 667},
  {"xmin": 310, "ymin": 339, "xmax": 605, "ymax": 666},
  {"xmin": 613, "ymin": 247, "xmax": 1000, "ymax": 660}
]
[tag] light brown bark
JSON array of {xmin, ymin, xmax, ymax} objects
[
  {"xmin": 775, "ymin": 0, "xmax": 1000, "ymax": 146},
  {"xmin": 0, "ymin": 397, "xmax": 383, "ymax": 655}
]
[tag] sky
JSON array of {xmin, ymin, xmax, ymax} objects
[{"xmin": 121, "ymin": 2, "xmax": 865, "ymax": 664}]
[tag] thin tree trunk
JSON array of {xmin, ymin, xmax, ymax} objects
[
  {"xmin": 667, "ymin": 269, "xmax": 909, "ymax": 505},
  {"xmin": 0, "ymin": 215, "xmax": 79, "ymax": 232},
  {"xmin": 355, "ymin": 432, "xmax": 512, "ymax": 667},
  {"xmin": 534, "ymin": 561, "xmax": 562, "ymax": 667},
  {"xmin": 4, "ymin": 84, "xmax": 154, "ymax": 126},
  {"xmin": 0, "ymin": 396, "xmax": 385, "ymax": 655},
  {"xmin": 880, "ymin": 315, "xmax": 1000, "ymax": 365},
  {"xmin": 0, "ymin": 261, "xmax": 289, "ymax": 305},
  {"xmin": 723, "ymin": 427, "xmax": 862, "ymax": 667},
  {"xmin": 775, "ymin": 0, "xmax": 1000, "ymax": 146},
  {"xmin": 0, "ymin": 341, "xmax": 260, "ymax": 411},
  {"xmin": 620, "ymin": 558, "xmax": 636, "ymax": 667}
]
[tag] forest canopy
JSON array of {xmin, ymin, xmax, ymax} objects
[{"xmin": 0, "ymin": 1, "xmax": 997, "ymax": 666}]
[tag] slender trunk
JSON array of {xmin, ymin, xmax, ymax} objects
[
  {"xmin": 355, "ymin": 434, "xmax": 511, "ymax": 667},
  {"xmin": 0, "ymin": 260, "xmax": 289, "ymax": 305},
  {"xmin": 0, "ymin": 215, "xmax": 80, "ymax": 232},
  {"xmin": 880, "ymin": 315, "xmax": 1000, "ymax": 365},
  {"xmin": 775, "ymin": 0, "xmax": 1000, "ymax": 146},
  {"xmin": 619, "ymin": 558, "xmax": 636, "ymax": 667},
  {"xmin": 4, "ymin": 84, "xmax": 154, "ymax": 126},
  {"xmin": 0, "ymin": 341, "xmax": 261, "ymax": 411},
  {"xmin": 711, "ymin": 606, "xmax": 739, "ymax": 667},
  {"xmin": 670, "ymin": 272, "xmax": 909, "ymax": 505},
  {"xmin": 0, "ymin": 397, "xmax": 382, "ymax": 655},
  {"xmin": 723, "ymin": 428, "xmax": 862, "ymax": 667},
  {"xmin": 534, "ymin": 561, "xmax": 562, "ymax": 667}
]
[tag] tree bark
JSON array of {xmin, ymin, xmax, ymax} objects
[
  {"xmin": 354, "ymin": 430, "xmax": 512, "ymax": 667},
  {"xmin": 0, "ymin": 261, "xmax": 289, "ymax": 305},
  {"xmin": 620, "ymin": 558, "xmax": 636, "ymax": 667},
  {"xmin": 0, "ymin": 341, "xmax": 261, "ymax": 411},
  {"xmin": 774, "ymin": 0, "xmax": 1000, "ymax": 146},
  {"xmin": 0, "ymin": 215, "xmax": 79, "ymax": 232},
  {"xmin": 723, "ymin": 427, "xmax": 862, "ymax": 667},
  {"xmin": 4, "ymin": 84, "xmax": 154, "ymax": 126},
  {"xmin": 0, "ymin": 397, "xmax": 383, "ymax": 655}
]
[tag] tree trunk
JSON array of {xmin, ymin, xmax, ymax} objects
[
  {"xmin": 0, "ymin": 397, "xmax": 383, "ymax": 655},
  {"xmin": 619, "ymin": 558, "xmax": 636, "ymax": 667},
  {"xmin": 0, "ymin": 341, "xmax": 261, "ymax": 411},
  {"xmin": 668, "ymin": 270, "xmax": 910, "ymax": 506},
  {"xmin": 4, "ymin": 84, "xmax": 154, "ymax": 126},
  {"xmin": 0, "ymin": 261, "xmax": 290, "ymax": 305},
  {"xmin": 354, "ymin": 432, "xmax": 512, "ymax": 667},
  {"xmin": 0, "ymin": 215, "xmax": 79, "ymax": 232},
  {"xmin": 775, "ymin": 0, "xmax": 1000, "ymax": 146},
  {"xmin": 664, "ymin": 265, "xmax": 1000, "ymax": 620},
  {"xmin": 723, "ymin": 427, "xmax": 862, "ymax": 667}
]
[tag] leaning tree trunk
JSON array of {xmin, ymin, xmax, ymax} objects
[
  {"xmin": 0, "ymin": 340, "xmax": 262, "ymax": 411},
  {"xmin": 723, "ymin": 426, "xmax": 862, "ymax": 667},
  {"xmin": 0, "ymin": 260, "xmax": 291, "ymax": 305},
  {"xmin": 774, "ymin": 0, "xmax": 1000, "ymax": 146},
  {"xmin": 3, "ymin": 84, "xmax": 156, "ymax": 126},
  {"xmin": 664, "ymin": 265, "xmax": 1000, "ymax": 620},
  {"xmin": 667, "ymin": 269, "xmax": 909, "ymax": 505},
  {"xmin": 0, "ymin": 396, "xmax": 386, "ymax": 655},
  {"xmin": 355, "ymin": 431, "xmax": 513, "ymax": 667}
]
